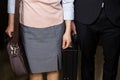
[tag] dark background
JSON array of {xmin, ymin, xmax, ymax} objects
[{"xmin": 0, "ymin": 0, "xmax": 8, "ymax": 50}]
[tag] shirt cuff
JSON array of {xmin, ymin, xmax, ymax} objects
[
  {"xmin": 62, "ymin": 0, "xmax": 74, "ymax": 20},
  {"xmin": 8, "ymin": 0, "xmax": 15, "ymax": 14},
  {"xmin": 63, "ymin": 9, "xmax": 74, "ymax": 20}
]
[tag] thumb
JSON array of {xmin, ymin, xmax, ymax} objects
[{"xmin": 8, "ymin": 32, "xmax": 13, "ymax": 38}]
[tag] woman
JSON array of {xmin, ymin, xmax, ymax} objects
[{"xmin": 6, "ymin": 0, "xmax": 74, "ymax": 80}]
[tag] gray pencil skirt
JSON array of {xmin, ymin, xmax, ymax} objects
[{"xmin": 20, "ymin": 23, "xmax": 65, "ymax": 73}]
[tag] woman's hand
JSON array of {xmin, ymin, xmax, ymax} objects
[
  {"xmin": 5, "ymin": 14, "xmax": 15, "ymax": 38},
  {"xmin": 62, "ymin": 32, "xmax": 71, "ymax": 49},
  {"xmin": 5, "ymin": 25, "xmax": 14, "ymax": 38}
]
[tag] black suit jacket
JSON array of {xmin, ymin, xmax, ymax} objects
[{"xmin": 74, "ymin": 0, "xmax": 120, "ymax": 26}]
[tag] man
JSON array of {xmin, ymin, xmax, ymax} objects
[{"xmin": 74, "ymin": 0, "xmax": 120, "ymax": 80}]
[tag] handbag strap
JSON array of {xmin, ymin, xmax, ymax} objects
[{"xmin": 11, "ymin": 0, "xmax": 20, "ymax": 44}]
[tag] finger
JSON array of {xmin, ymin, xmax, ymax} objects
[
  {"xmin": 63, "ymin": 40, "xmax": 70, "ymax": 49},
  {"xmin": 8, "ymin": 33, "xmax": 11, "ymax": 38},
  {"xmin": 71, "ymin": 23, "xmax": 77, "ymax": 35},
  {"xmin": 62, "ymin": 39, "xmax": 66, "ymax": 49},
  {"xmin": 68, "ymin": 43, "xmax": 72, "ymax": 48},
  {"xmin": 5, "ymin": 30, "xmax": 8, "ymax": 34},
  {"xmin": 74, "ymin": 28, "xmax": 77, "ymax": 34},
  {"xmin": 72, "ymin": 26, "xmax": 77, "ymax": 35},
  {"xmin": 65, "ymin": 40, "xmax": 70, "ymax": 48},
  {"xmin": 72, "ymin": 29, "xmax": 77, "ymax": 35},
  {"xmin": 5, "ymin": 31, "xmax": 10, "ymax": 37},
  {"xmin": 62, "ymin": 40, "xmax": 65, "ymax": 49},
  {"xmin": 8, "ymin": 32, "xmax": 12, "ymax": 38}
]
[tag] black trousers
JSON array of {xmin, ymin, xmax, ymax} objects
[{"xmin": 75, "ymin": 9, "xmax": 120, "ymax": 80}]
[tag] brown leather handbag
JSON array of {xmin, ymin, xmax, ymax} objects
[
  {"xmin": 7, "ymin": 40, "xmax": 29, "ymax": 76},
  {"xmin": 6, "ymin": 0, "xmax": 29, "ymax": 76}
]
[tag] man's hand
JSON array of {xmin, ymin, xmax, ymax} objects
[{"xmin": 71, "ymin": 21, "xmax": 77, "ymax": 35}]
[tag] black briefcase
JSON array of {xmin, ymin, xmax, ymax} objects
[{"xmin": 62, "ymin": 35, "xmax": 78, "ymax": 80}]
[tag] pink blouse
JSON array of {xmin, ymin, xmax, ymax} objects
[
  {"xmin": 19, "ymin": 0, "xmax": 63, "ymax": 28},
  {"xmin": 8, "ymin": 0, "xmax": 74, "ymax": 28}
]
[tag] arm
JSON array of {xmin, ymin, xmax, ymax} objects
[
  {"xmin": 62, "ymin": 0, "xmax": 76, "ymax": 35},
  {"xmin": 62, "ymin": 0, "xmax": 74, "ymax": 49},
  {"xmin": 6, "ymin": 0, "xmax": 15, "ymax": 37}
]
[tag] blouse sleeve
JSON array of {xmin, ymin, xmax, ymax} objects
[
  {"xmin": 62, "ymin": 0, "xmax": 74, "ymax": 20},
  {"xmin": 8, "ymin": 0, "xmax": 15, "ymax": 14}
]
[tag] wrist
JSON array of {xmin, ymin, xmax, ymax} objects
[
  {"xmin": 8, "ymin": 25, "xmax": 14, "ymax": 28},
  {"xmin": 64, "ymin": 31, "xmax": 71, "ymax": 36}
]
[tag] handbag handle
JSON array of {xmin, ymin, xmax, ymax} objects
[{"xmin": 11, "ymin": 0, "xmax": 20, "ymax": 44}]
